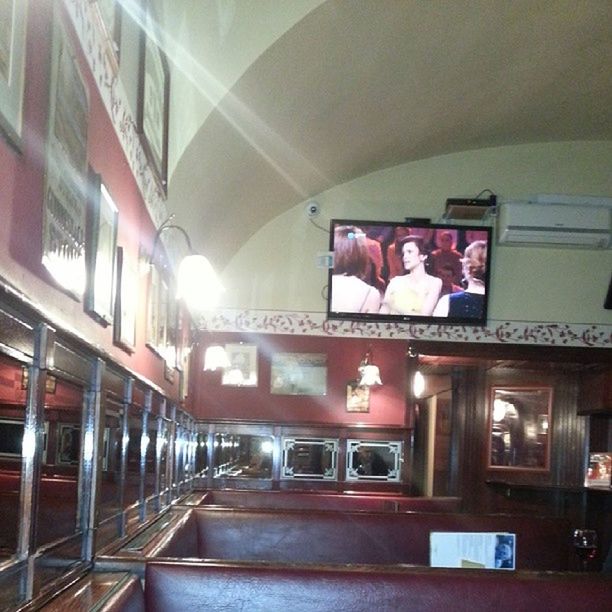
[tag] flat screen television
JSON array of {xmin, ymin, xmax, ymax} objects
[{"xmin": 327, "ymin": 219, "xmax": 492, "ymax": 326}]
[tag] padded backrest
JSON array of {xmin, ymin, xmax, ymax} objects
[
  {"xmin": 144, "ymin": 561, "xmax": 612, "ymax": 612},
  {"xmin": 193, "ymin": 508, "xmax": 572, "ymax": 570}
]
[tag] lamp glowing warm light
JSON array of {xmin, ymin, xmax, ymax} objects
[
  {"xmin": 412, "ymin": 370, "xmax": 425, "ymax": 398},
  {"xmin": 176, "ymin": 254, "xmax": 224, "ymax": 311},
  {"xmin": 150, "ymin": 215, "xmax": 224, "ymax": 313},
  {"xmin": 203, "ymin": 345, "xmax": 231, "ymax": 371},
  {"xmin": 358, "ymin": 348, "xmax": 382, "ymax": 387}
]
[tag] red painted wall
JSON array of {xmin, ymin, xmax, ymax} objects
[
  {"xmin": 190, "ymin": 333, "xmax": 410, "ymax": 427},
  {"xmin": 0, "ymin": 2, "xmax": 177, "ymax": 396}
]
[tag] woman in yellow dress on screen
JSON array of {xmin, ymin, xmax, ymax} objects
[{"xmin": 380, "ymin": 235, "xmax": 442, "ymax": 316}]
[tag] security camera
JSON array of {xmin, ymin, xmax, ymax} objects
[{"xmin": 306, "ymin": 201, "xmax": 321, "ymax": 218}]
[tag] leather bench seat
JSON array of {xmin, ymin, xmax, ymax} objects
[
  {"xmin": 144, "ymin": 560, "xmax": 612, "ymax": 612},
  {"xmin": 151, "ymin": 507, "xmax": 573, "ymax": 571}
]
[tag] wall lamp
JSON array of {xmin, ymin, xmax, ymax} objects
[
  {"xmin": 150, "ymin": 215, "xmax": 224, "ymax": 312},
  {"xmin": 358, "ymin": 347, "xmax": 382, "ymax": 387},
  {"xmin": 408, "ymin": 345, "xmax": 425, "ymax": 398}
]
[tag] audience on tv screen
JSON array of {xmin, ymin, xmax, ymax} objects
[{"xmin": 331, "ymin": 224, "xmax": 488, "ymax": 319}]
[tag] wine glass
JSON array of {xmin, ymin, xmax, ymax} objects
[{"xmin": 572, "ymin": 528, "xmax": 597, "ymax": 571}]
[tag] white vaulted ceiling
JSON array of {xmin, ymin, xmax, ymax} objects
[{"xmin": 154, "ymin": 0, "xmax": 612, "ymax": 269}]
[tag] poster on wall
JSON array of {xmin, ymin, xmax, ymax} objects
[
  {"xmin": 0, "ymin": 0, "xmax": 27, "ymax": 148},
  {"xmin": 270, "ymin": 353, "xmax": 327, "ymax": 396},
  {"xmin": 42, "ymin": 13, "xmax": 90, "ymax": 298}
]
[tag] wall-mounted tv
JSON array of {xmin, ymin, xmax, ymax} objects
[{"xmin": 327, "ymin": 219, "xmax": 492, "ymax": 326}]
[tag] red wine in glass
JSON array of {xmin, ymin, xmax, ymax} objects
[{"xmin": 573, "ymin": 529, "xmax": 597, "ymax": 571}]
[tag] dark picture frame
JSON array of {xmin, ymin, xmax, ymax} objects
[
  {"xmin": 0, "ymin": 0, "xmax": 27, "ymax": 149},
  {"xmin": 85, "ymin": 171, "xmax": 118, "ymax": 325},
  {"xmin": 113, "ymin": 246, "xmax": 137, "ymax": 353},
  {"xmin": 91, "ymin": 0, "xmax": 122, "ymax": 70},
  {"xmin": 487, "ymin": 386, "xmax": 553, "ymax": 472},
  {"xmin": 57, "ymin": 424, "xmax": 80, "ymax": 465},
  {"xmin": 136, "ymin": 1, "xmax": 170, "ymax": 195}
]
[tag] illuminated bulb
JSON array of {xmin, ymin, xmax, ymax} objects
[
  {"xmin": 176, "ymin": 254, "xmax": 224, "ymax": 311},
  {"xmin": 412, "ymin": 370, "xmax": 425, "ymax": 398}
]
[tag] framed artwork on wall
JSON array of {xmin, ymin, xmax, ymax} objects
[
  {"xmin": 91, "ymin": 0, "xmax": 122, "ymax": 69},
  {"xmin": 270, "ymin": 353, "xmax": 327, "ymax": 396},
  {"xmin": 0, "ymin": 0, "xmax": 27, "ymax": 148},
  {"xmin": 346, "ymin": 381, "xmax": 369, "ymax": 412},
  {"xmin": 113, "ymin": 246, "xmax": 137, "ymax": 353},
  {"xmin": 136, "ymin": 1, "xmax": 170, "ymax": 195},
  {"xmin": 42, "ymin": 13, "xmax": 90, "ymax": 299},
  {"xmin": 85, "ymin": 171, "xmax": 118, "ymax": 325},
  {"xmin": 222, "ymin": 343, "xmax": 258, "ymax": 387},
  {"xmin": 487, "ymin": 386, "xmax": 553, "ymax": 472}
]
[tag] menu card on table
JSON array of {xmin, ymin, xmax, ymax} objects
[{"xmin": 430, "ymin": 532, "xmax": 516, "ymax": 570}]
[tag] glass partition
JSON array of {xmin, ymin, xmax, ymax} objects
[
  {"xmin": 0, "ymin": 354, "xmax": 29, "ymax": 561},
  {"xmin": 281, "ymin": 437, "xmax": 338, "ymax": 480},
  {"xmin": 345, "ymin": 440, "xmax": 402, "ymax": 481},
  {"xmin": 194, "ymin": 430, "xmax": 208, "ymax": 476},
  {"xmin": 213, "ymin": 433, "xmax": 273, "ymax": 479}
]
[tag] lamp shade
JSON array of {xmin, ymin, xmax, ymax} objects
[
  {"xmin": 412, "ymin": 370, "xmax": 425, "ymax": 398},
  {"xmin": 176, "ymin": 254, "xmax": 224, "ymax": 311},
  {"xmin": 359, "ymin": 363, "xmax": 382, "ymax": 386}
]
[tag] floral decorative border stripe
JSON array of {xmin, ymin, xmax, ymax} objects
[{"xmin": 198, "ymin": 309, "xmax": 612, "ymax": 348}]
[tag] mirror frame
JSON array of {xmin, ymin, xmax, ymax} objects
[{"xmin": 487, "ymin": 385, "xmax": 553, "ymax": 472}]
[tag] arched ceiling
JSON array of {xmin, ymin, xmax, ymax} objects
[{"xmin": 161, "ymin": 0, "xmax": 612, "ymax": 270}]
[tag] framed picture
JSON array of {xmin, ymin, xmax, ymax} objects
[
  {"xmin": 0, "ymin": 0, "xmax": 27, "ymax": 148},
  {"xmin": 145, "ymin": 265, "xmax": 169, "ymax": 358},
  {"xmin": 57, "ymin": 424, "xmax": 80, "ymax": 465},
  {"xmin": 487, "ymin": 386, "xmax": 553, "ymax": 472},
  {"xmin": 42, "ymin": 14, "xmax": 90, "ymax": 299},
  {"xmin": 21, "ymin": 367, "xmax": 57, "ymax": 394},
  {"xmin": 222, "ymin": 343, "xmax": 258, "ymax": 387},
  {"xmin": 346, "ymin": 381, "xmax": 369, "ymax": 412},
  {"xmin": 271, "ymin": 353, "xmax": 327, "ymax": 396},
  {"xmin": 136, "ymin": 1, "xmax": 170, "ymax": 195},
  {"xmin": 113, "ymin": 246, "xmax": 137, "ymax": 352},
  {"xmin": 91, "ymin": 0, "xmax": 122, "ymax": 70},
  {"xmin": 85, "ymin": 171, "xmax": 118, "ymax": 325}
]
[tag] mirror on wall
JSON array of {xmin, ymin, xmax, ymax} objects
[
  {"xmin": 213, "ymin": 433, "xmax": 273, "ymax": 479},
  {"xmin": 487, "ymin": 386, "xmax": 553, "ymax": 471},
  {"xmin": 281, "ymin": 437, "xmax": 338, "ymax": 480},
  {"xmin": 345, "ymin": 440, "xmax": 402, "ymax": 481}
]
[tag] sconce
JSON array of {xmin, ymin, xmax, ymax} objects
[
  {"xmin": 203, "ymin": 345, "xmax": 230, "ymax": 371},
  {"xmin": 358, "ymin": 347, "xmax": 382, "ymax": 387},
  {"xmin": 150, "ymin": 215, "xmax": 224, "ymax": 312},
  {"xmin": 408, "ymin": 345, "xmax": 425, "ymax": 398}
]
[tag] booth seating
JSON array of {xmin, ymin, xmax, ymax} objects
[
  {"xmin": 144, "ymin": 561, "xmax": 612, "ymax": 612},
  {"xmin": 197, "ymin": 490, "xmax": 462, "ymax": 513},
  {"xmin": 141, "ymin": 507, "xmax": 573, "ymax": 571}
]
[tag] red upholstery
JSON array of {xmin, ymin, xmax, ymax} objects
[
  {"xmin": 97, "ymin": 574, "xmax": 145, "ymax": 612},
  {"xmin": 188, "ymin": 508, "xmax": 572, "ymax": 570},
  {"xmin": 144, "ymin": 561, "xmax": 612, "ymax": 612},
  {"xmin": 199, "ymin": 490, "xmax": 461, "ymax": 513}
]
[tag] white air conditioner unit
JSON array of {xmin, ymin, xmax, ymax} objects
[{"xmin": 497, "ymin": 201, "xmax": 611, "ymax": 249}]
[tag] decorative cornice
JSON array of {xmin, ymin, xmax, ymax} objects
[{"xmin": 198, "ymin": 309, "xmax": 612, "ymax": 348}]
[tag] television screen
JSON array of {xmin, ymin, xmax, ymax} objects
[{"xmin": 327, "ymin": 219, "xmax": 492, "ymax": 326}]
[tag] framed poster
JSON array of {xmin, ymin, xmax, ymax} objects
[
  {"xmin": 85, "ymin": 172, "xmax": 118, "ymax": 325},
  {"xmin": 222, "ymin": 343, "xmax": 258, "ymax": 387},
  {"xmin": 113, "ymin": 246, "xmax": 137, "ymax": 353},
  {"xmin": 146, "ymin": 265, "xmax": 160, "ymax": 352},
  {"xmin": 42, "ymin": 14, "xmax": 90, "ymax": 298},
  {"xmin": 91, "ymin": 0, "xmax": 122, "ymax": 69},
  {"xmin": 136, "ymin": 1, "xmax": 170, "ymax": 195},
  {"xmin": 0, "ymin": 0, "xmax": 27, "ymax": 148},
  {"xmin": 346, "ymin": 381, "xmax": 369, "ymax": 413},
  {"xmin": 271, "ymin": 353, "xmax": 327, "ymax": 396}
]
